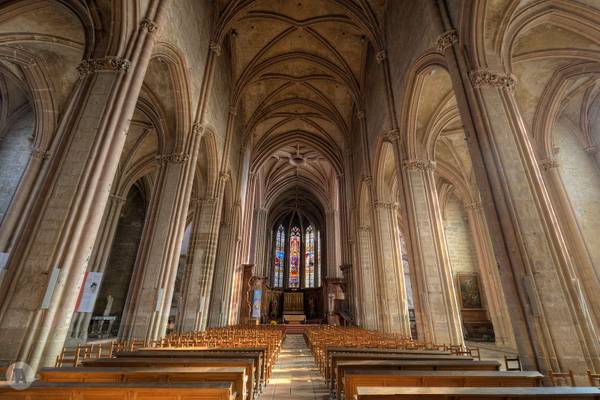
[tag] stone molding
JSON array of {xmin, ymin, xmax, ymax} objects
[
  {"xmin": 539, "ymin": 158, "xmax": 559, "ymax": 171},
  {"xmin": 361, "ymin": 175, "xmax": 372, "ymax": 185},
  {"xmin": 374, "ymin": 201, "xmax": 398, "ymax": 210},
  {"xmin": 229, "ymin": 105, "xmax": 237, "ymax": 116},
  {"xmin": 356, "ymin": 109, "xmax": 366, "ymax": 119},
  {"xmin": 469, "ymin": 69, "xmax": 516, "ymax": 91},
  {"xmin": 436, "ymin": 30, "xmax": 458, "ymax": 53},
  {"xmin": 375, "ymin": 49, "xmax": 386, "ymax": 64},
  {"xmin": 209, "ymin": 41, "xmax": 222, "ymax": 56},
  {"xmin": 358, "ymin": 226, "xmax": 371, "ymax": 232},
  {"xmin": 155, "ymin": 152, "xmax": 189, "ymax": 165},
  {"xmin": 77, "ymin": 57, "xmax": 131, "ymax": 77},
  {"xmin": 140, "ymin": 18, "xmax": 158, "ymax": 33},
  {"xmin": 403, "ymin": 159, "xmax": 436, "ymax": 171}
]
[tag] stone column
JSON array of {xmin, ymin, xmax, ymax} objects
[
  {"xmin": 0, "ymin": 7, "xmax": 165, "ymax": 370},
  {"xmin": 177, "ymin": 197, "xmax": 219, "ymax": 332},
  {"xmin": 253, "ymin": 208, "xmax": 268, "ymax": 278},
  {"xmin": 69, "ymin": 193, "xmax": 126, "ymax": 340},
  {"xmin": 207, "ymin": 219, "xmax": 233, "ymax": 328},
  {"xmin": 356, "ymin": 226, "xmax": 380, "ymax": 330},
  {"xmin": 464, "ymin": 201, "xmax": 516, "ymax": 349},
  {"xmin": 120, "ymin": 153, "xmax": 190, "ymax": 341},
  {"xmin": 402, "ymin": 159, "xmax": 463, "ymax": 346},
  {"xmin": 374, "ymin": 202, "xmax": 411, "ymax": 335},
  {"xmin": 466, "ymin": 68, "xmax": 600, "ymax": 376}
]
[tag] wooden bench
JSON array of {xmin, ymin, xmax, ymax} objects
[
  {"xmin": 324, "ymin": 347, "xmax": 453, "ymax": 380},
  {"xmin": 354, "ymin": 386, "xmax": 600, "ymax": 399},
  {"xmin": 329, "ymin": 352, "xmax": 472, "ymax": 388},
  {"xmin": 39, "ymin": 366, "xmax": 248, "ymax": 400},
  {"xmin": 335, "ymin": 358, "xmax": 500, "ymax": 398},
  {"xmin": 82, "ymin": 356, "xmax": 256, "ymax": 396},
  {"xmin": 123, "ymin": 347, "xmax": 267, "ymax": 387},
  {"xmin": 343, "ymin": 370, "xmax": 543, "ymax": 400},
  {"xmin": 0, "ymin": 381, "xmax": 237, "ymax": 400}
]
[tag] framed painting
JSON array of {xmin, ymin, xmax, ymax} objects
[{"xmin": 457, "ymin": 273, "xmax": 483, "ymax": 309}]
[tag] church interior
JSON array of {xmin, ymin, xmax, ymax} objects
[{"xmin": 1, "ymin": 0, "xmax": 600, "ymax": 398}]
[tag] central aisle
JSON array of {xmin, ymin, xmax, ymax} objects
[{"xmin": 262, "ymin": 334, "xmax": 330, "ymax": 399}]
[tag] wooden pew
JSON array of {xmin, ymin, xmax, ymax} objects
[
  {"xmin": 39, "ymin": 366, "xmax": 248, "ymax": 400},
  {"xmin": 335, "ymin": 359, "xmax": 501, "ymax": 400},
  {"xmin": 325, "ymin": 347, "xmax": 453, "ymax": 381},
  {"xmin": 354, "ymin": 386, "xmax": 600, "ymax": 399},
  {"xmin": 82, "ymin": 356, "xmax": 256, "ymax": 397},
  {"xmin": 343, "ymin": 370, "xmax": 543, "ymax": 400},
  {"xmin": 329, "ymin": 351, "xmax": 473, "ymax": 389},
  {"xmin": 0, "ymin": 381, "xmax": 237, "ymax": 400},
  {"xmin": 123, "ymin": 347, "xmax": 267, "ymax": 388}
]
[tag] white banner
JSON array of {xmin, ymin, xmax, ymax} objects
[{"xmin": 77, "ymin": 272, "xmax": 103, "ymax": 313}]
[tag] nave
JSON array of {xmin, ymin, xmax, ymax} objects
[{"xmin": 1, "ymin": 0, "xmax": 600, "ymax": 397}]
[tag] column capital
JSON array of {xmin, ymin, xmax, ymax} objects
[
  {"xmin": 109, "ymin": 193, "xmax": 126, "ymax": 204},
  {"xmin": 469, "ymin": 69, "xmax": 516, "ymax": 91},
  {"xmin": 374, "ymin": 201, "xmax": 396, "ymax": 210},
  {"xmin": 436, "ymin": 29, "xmax": 458, "ymax": 53},
  {"xmin": 539, "ymin": 158, "xmax": 559, "ymax": 171},
  {"xmin": 465, "ymin": 201, "xmax": 482, "ymax": 211},
  {"xmin": 584, "ymin": 145, "xmax": 598, "ymax": 155},
  {"xmin": 30, "ymin": 148, "xmax": 50, "ymax": 160},
  {"xmin": 356, "ymin": 109, "xmax": 366, "ymax": 119},
  {"xmin": 220, "ymin": 171, "xmax": 231, "ymax": 182},
  {"xmin": 77, "ymin": 57, "xmax": 130, "ymax": 77},
  {"xmin": 383, "ymin": 129, "xmax": 400, "ymax": 143},
  {"xmin": 403, "ymin": 159, "xmax": 436, "ymax": 171},
  {"xmin": 358, "ymin": 226, "xmax": 371, "ymax": 233},
  {"xmin": 192, "ymin": 122, "xmax": 204, "ymax": 136},
  {"xmin": 155, "ymin": 152, "xmax": 189, "ymax": 165},
  {"xmin": 209, "ymin": 41, "xmax": 222, "ymax": 56},
  {"xmin": 229, "ymin": 104, "xmax": 237, "ymax": 116},
  {"xmin": 140, "ymin": 18, "xmax": 159, "ymax": 33},
  {"xmin": 361, "ymin": 175, "xmax": 372, "ymax": 185},
  {"xmin": 375, "ymin": 49, "xmax": 386, "ymax": 64}
]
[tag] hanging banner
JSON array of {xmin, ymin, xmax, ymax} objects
[
  {"xmin": 77, "ymin": 272, "xmax": 103, "ymax": 313},
  {"xmin": 252, "ymin": 289, "xmax": 262, "ymax": 319}
]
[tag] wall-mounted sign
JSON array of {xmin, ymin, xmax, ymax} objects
[
  {"xmin": 252, "ymin": 289, "xmax": 262, "ymax": 319},
  {"xmin": 77, "ymin": 272, "xmax": 103, "ymax": 313}
]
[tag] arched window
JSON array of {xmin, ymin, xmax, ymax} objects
[
  {"xmin": 289, "ymin": 226, "xmax": 301, "ymax": 288},
  {"xmin": 305, "ymin": 225, "xmax": 315, "ymax": 287},
  {"xmin": 273, "ymin": 225, "xmax": 285, "ymax": 288},
  {"xmin": 316, "ymin": 230, "xmax": 321, "ymax": 287}
]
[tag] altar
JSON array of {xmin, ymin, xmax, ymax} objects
[{"xmin": 283, "ymin": 292, "xmax": 305, "ymax": 324}]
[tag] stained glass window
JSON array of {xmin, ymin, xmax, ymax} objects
[
  {"xmin": 305, "ymin": 225, "xmax": 315, "ymax": 288},
  {"xmin": 316, "ymin": 230, "xmax": 321, "ymax": 287},
  {"xmin": 288, "ymin": 226, "xmax": 301, "ymax": 288},
  {"xmin": 274, "ymin": 225, "xmax": 285, "ymax": 288}
]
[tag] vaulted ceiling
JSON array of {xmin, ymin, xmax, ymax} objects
[{"xmin": 225, "ymin": 0, "xmax": 385, "ymax": 207}]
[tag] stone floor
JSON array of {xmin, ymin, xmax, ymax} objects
[{"xmin": 261, "ymin": 334, "xmax": 330, "ymax": 399}]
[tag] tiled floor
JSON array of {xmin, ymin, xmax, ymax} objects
[{"xmin": 261, "ymin": 334, "xmax": 330, "ymax": 399}]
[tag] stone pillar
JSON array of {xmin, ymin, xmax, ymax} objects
[
  {"xmin": 466, "ymin": 68, "xmax": 600, "ymax": 376},
  {"xmin": 402, "ymin": 159, "xmax": 463, "ymax": 346},
  {"xmin": 325, "ymin": 278, "xmax": 344, "ymax": 324},
  {"xmin": 0, "ymin": 8, "xmax": 165, "ymax": 370},
  {"xmin": 177, "ymin": 197, "xmax": 219, "ymax": 332},
  {"xmin": 339, "ymin": 264, "xmax": 353, "ymax": 323},
  {"xmin": 464, "ymin": 201, "xmax": 516, "ymax": 349},
  {"xmin": 326, "ymin": 209, "xmax": 339, "ymax": 278},
  {"xmin": 69, "ymin": 193, "xmax": 126, "ymax": 340},
  {"xmin": 253, "ymin": 208, "xmax": 268, "ymax": 277},
  {"xmin": 207, "ymin": 220, "xmax": 234, "ymax": 328},
  {"xmin": 238, "ymin": 264, "xmax": 255, "ymax": 324},
  {"xmin": 120, "ymin": 154, "xmax": 190, "ymax": 341},
  {"xmin": 356, "ymin": 226, "xmax": 380, "ymax": 330},
  {"xmin": 374, "ymin": 202, "xmax": 411, "ymax": 335}
]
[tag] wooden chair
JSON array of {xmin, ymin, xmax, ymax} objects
[
  {"xmin": 504, "ymin": 355, "xmax": 522, "ymax": 371},
  {"xmin": 588, "ymin": 370, "xmax": 600, "ymax": 387},
  {"xmin": 549, "ymin": 369, "xmax": 576, "ymax": 386}
]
